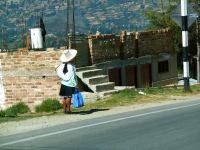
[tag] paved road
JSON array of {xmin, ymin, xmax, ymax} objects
[{"xmin": 0, "ymin": 99, "xmax": 200, "ymax": 150}]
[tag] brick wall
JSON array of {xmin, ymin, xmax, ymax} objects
[
  {"xmin": 88, "ymin": 34, "xmax": 121, "ymax": 64},
  {"xmin": 0, "ymin": 49, "xmax": 62, "ymax": 109},
  {"xmin": 0, "ymin": 49, "xmax": 61, "ymax": 72},
  {"xmin": 120, "ymin": 31, "xmax": 137, "ymax": 59},
  {"xmin": 88, "ymin": 28, "xmax": 174, "ymax": 64},
  {"xmin": 3, "ymin": 76, "xmax": 59, "ymax": 110},
  {"xmin": 136, "ymin": 28, "xmax": 175, "ymax": 57}
]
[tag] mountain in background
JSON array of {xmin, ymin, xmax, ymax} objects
[{"xmin": 0, "ymin": 0, "xmax": 172, "ymax": 50}]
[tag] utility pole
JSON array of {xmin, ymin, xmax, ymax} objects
[
  {"xmin": 143, "ymin": 0, "xmax": 146, "ymax": 6},
  {"xmin": 72, "ymin": 0, "xmax": 76, "ymax": 48},
  {"xmin": 160, "ymin": 0, "xmax": 164, "ymax": 13},
  {"xmin": 66, "ymin": 0, "xmax": 70, "ymax": 47},
  {"xmin": 197, "ymin": 18, "xmax": 200, "ymax": 82},
  {"xmin": 21, "ymin": 16, "xmax": 26, "ymax": 48},
  {"xmin": 1, "ymin": 26, "xmax": 6, "ymax": 51},
  {"xmin": 181, "ymin": 0, "xmax": 190, "ymax": 91},
  {"xmin": 1, "ymin": 27, "xmax": 3, "ymax": 49},
  {"xmin": 66, "ymin": 0, "xmax": 76, "ymax": 49}
]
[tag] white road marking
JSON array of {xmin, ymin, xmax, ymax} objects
[{"xmin": 1, "ymin": 101, "xmax": 200, "ymax": 147}]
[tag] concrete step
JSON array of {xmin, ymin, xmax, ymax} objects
[
  {"xmin": 76, "ymin": 67, "xmax": 116, "ymax": 95},
  {"xmin": 82, "ymin": 69, "xmax": 104, "ymax": 78},
  {"xmin": 97, "ymin": 86, "xmax": 136, "ymax": 98},
  {"xmin": 94, "ymin": 82, "xmax": 115, "ymax": 92},
  {"xmin": 76, "ymin": 66, "xmax": 96, "ymax": 72},
  {"xmin": 88, "ymin": 75, "xmax": 109, "ymax": 85},
  {"xmin": 98, "ymin": 89, "xmax": 120, "ymax": 98}
]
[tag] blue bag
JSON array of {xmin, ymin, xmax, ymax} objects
[{"xmin": 72, "ymin": 88, "xmax": 84, "ymax": 108}]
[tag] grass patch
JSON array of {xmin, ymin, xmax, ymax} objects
[
  {"xmin": 74, "ymin": 86, "xmax": 200, "ymax": 113},
  {"xmin": 5, "ymin": 102, "xmax": 30, "ymax": 117},
  {"xmin": 35, "ymin": 98, "xmax": 62, "ymax": 113},
  {"xmin": 1, "ymin": 85, "xmax": 200, "ymax": 123},
  {"xmin": 0, "ymin": 110, "xmax": 61, "ymax": 123},
  {"xmin": 0, "ymin": 110, "xmax": 5, "ymax": 117}
]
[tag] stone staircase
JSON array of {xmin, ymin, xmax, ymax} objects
[{"xmin": 76, "ymin": 65, "xmax": 119, "ymax": 98}]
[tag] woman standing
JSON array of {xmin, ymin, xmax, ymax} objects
[{"xmin": 55, "ymin": 49, "xmax": 77, "ymax": 114}]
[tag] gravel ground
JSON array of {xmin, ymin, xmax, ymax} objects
[{"xmin": 0, "ymin": 94, "xmax": 200, "ymax": 137}]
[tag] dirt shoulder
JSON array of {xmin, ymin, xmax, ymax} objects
[{"xmin": 0, "ymin": 94, "xmax": 200, "ymax": 137}]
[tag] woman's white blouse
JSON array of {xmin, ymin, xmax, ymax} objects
[{"xmin": 56, "ymin": 63, "xmax": 77, "ymax": 87}]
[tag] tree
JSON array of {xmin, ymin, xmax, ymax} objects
[
  {"xmin": 145, "ymin": 4, "xmax": 181, "ymax": 52},
  {"xmin": 145, "ymin": 0, "xmax": 200, "ymax": 76},
  {"xmin": 145, "ymin": 0, "xmax": 200, "ymax": 52}
]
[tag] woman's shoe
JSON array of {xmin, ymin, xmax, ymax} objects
[
  {"xmin": 66, "ymin": 111, "xmax": 72, "ymax": 114},
  {"xmin": 64, "ymin": 111, "xmax": 72, "ymax": 114}
]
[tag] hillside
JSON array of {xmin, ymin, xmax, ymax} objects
[{"xmin": 0, "ymin": 0, "xmax": 171, "ymax": 50}]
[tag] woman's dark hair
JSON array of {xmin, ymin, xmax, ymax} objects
[{"xmin": 63, "ymin": 63, "xmax": 68, "ymax": 74}]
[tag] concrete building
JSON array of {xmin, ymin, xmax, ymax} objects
[{"xmin": 0, "ymin": 28, "xmax": 177, "ymax": 109}]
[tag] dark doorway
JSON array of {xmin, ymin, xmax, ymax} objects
[
  {"xmin": 108, "ymin": 68, "xmax": 122, "ymax": 86},
  {"xmin": 141, "ymin": 64, "xmax": 152, "ymax": 87},
  {"xmin": 125, "ymin": 65, "xmax": 137, "ymax": 87}
]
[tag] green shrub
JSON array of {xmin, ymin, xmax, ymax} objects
[
  {"xmin": 0, "ymin": 110, "xmax": 6, "ymax": 117},
  {"xmin": 5, "ymin": 107, "xmax": 18, "ymax": 117},
  {"xmin": 5, "ymin": 102, "xmax": 30, "ymax": 117},
  {"xmin": 35, "ymin": 98, "xmax": 62, "ymax": 113}
]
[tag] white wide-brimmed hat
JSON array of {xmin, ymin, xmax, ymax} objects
[{"xmin": 60, "ymin": 49, "xmax": 77, "ymax": 62}]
